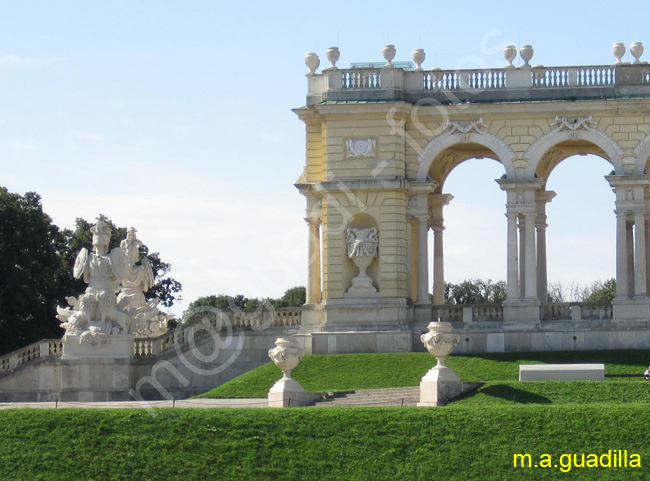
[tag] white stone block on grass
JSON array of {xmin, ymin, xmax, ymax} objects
[{"xmin": 519, "ymin": 363, "xmax": 605, "ymax": 381}]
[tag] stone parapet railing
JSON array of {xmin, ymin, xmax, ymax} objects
[
  {"xmin": 431, "ymin": 302, "xmax": 613, "ymax": 323},
  {"xmin": 541, "ymin": 302, "xmax": 613, "ymax": 321},
  {"xmin": 307, "ymin": 64, "xmax": 650, "ymax": 105},
  {"xmin": 0, "ymin": 339, "xmax": 63, "ymax": 375},
  {"xmin": 134, "ymin": 307, "xmax": 302, "ymax": 358},
  {"xmin": 432, "ymin": 304, "xmax": 504, "ymax": 323}
]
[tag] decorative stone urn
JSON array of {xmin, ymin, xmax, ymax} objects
[
  {"xmin": 268, "ymin": 337, "xmax": 304, "ymax": 381},
  {"xmin": 325, "ymin": 47, "xmax": 340, "ymax": 70},
  {"xmin": 612, "ymin": 42, "xmax": 626, "ymax": 65},
  {"xmin": 503, "ymin": 45, "xmax": 517, "ymax": 68},
  {"xmin": 630, "ymin": 42, "xmax": 645, "ymax": 64},
  {"xmin": 304, "ymin": 52, "xmax": 320, "ymax": 74},
  {"xmin": 519, "ymin": 45, "xmax": 534, "ymax": 68},
  {"xmin": 418, "ymin": 322, "xmax": 462, "ymax": 407},
  {"xmin": 346, "ymin": 227, "xmax": 379, "ymax": 295},
  {"xmin": 382, "ymin": 44, "xmax": 396, "ymax": 68},
  {"xmin": 268, "ymin": 337, "xmax": 309, "ymax": 407},
  {"xmin": 412, "ymin": 48, "xmax": 425, "ymax": 71},
  {"xmin": 420, "ymin": 322, "xmax": 460, "ymax": 368}
]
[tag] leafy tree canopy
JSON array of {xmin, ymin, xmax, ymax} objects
[
  {"xmin": 183, "ymin": 286, "xmax": 306, "ymax": 323},
  {"xmin": 440, "ymin": 279, "xmax": 507, "ymax": 305}
]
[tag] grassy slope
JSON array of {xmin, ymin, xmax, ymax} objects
[
  {"xmin": 1, "ymin": 406, "xmax": 649, "ymax": 481},
  {"xmin": 198, "ymin": 350, "xmax": 650, "ymax": 398}
]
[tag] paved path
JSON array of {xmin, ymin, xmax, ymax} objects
[{"xmin": 0, "ymin": 398, "xmax": 269, "ymax": 409}]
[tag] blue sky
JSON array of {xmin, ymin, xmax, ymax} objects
[{"xmin": 0, "ymin": 1, "xmax": 645, "ymax": 313}]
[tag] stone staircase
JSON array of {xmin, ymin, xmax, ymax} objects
[{"xmin": 313, "ymin": 387, "xmax": 420, "ymax": 407}]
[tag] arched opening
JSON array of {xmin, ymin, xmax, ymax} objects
[
  {"xmin": 544, "ymin": 153, "xmax": 615, "ymax": 302},
  {"xmin": 425, "ymin": 145, "xmax": 507, "ymax": 304}
]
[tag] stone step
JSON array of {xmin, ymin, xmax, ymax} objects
[{"xmin": 313, "ymin": 386, "xmax": 420, "ymax": 407}]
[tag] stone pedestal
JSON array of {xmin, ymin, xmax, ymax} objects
[
  {"xmin": 319, "ymin": 297, "xmax": 408, "ymax": 331},
  {"xmin": 502, "ymin": 302, "xmax": 541, "ymax": 324},
  {"xmin": 62, "ymin": 334, "xmax": 134, "ymax": 360},
  {"xmin": 268, "ymin": 377, "xmax": 311, "ymax": 407},
  {"xmin": 59, "ymin": 358, "xmax": 133, "ymax": 402},
  {"xmin": 612, "ymin": 298, "xmax": 650, "ymax": 320},
  {"xmin": 298, "ymin": 303, "xmax": 323, "ymax": 333},
  {"xmin": 417, "ymin": 365, "xmax": 463, "ymax": 407}
]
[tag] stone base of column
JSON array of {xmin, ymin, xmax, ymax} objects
[
  {"xmin": 319, "ymin": 297, "xmax": 408, "ymax": 331},
  {"xmin": 612, "ymin": 297, "xmax": 650, "ymax": 320},
  {"xmin": 268, "ymin": 377, "xmax": 319, "ymax": 407},
  {"xmin": 298, "ymin": 303, "xmax": 323, "ymax": 334},
  {"xmin": 502, "ymin": 302, "xmax": 541, "ymax": 325}
]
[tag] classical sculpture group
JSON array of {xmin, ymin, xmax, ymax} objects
[{"xmin": 57, "ymin": 215, "xmax": 170, "ymax": 345}]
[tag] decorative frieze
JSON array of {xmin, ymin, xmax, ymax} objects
[{"xmin": 346, "ymin": 138, "xmax": 377, "ymax": 158}]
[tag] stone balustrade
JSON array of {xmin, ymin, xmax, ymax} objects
[
  {"xmin": 0, "ymin": 339, "xmax": 64, "ymax": 375},
  {"xmin": 431, "ymin": 302, "xmax": 613, "ymax": 323},
  {"xmin": 307, "ymin": 63, "xmax": 650, "ymax": 106},
  {"xmin": 133, "ymin": 307, "xmax": 303, "ymax": 358}
]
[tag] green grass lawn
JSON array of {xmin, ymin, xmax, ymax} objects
[
  {"xmin": 5, "ymin": 350, "xmax": 650, "ymax": 480},
  {"xmin": 198, "ymin": 350, "xmax": 650, "ymax": 399},
  {"xmin": 1, "ymin": 405, "xmax": 649, "ymax": 480}
]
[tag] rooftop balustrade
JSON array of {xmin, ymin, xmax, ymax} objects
[{"xmin": 304, "ymin": 43, "xmax": 650, "ymax": 105}]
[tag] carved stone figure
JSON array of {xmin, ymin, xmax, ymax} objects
[
  {"xmin": 346, "ymin": 227, "xmax": 379, "ymax": 295},
  {"xmin": 57, "ymin": 216, "xmax": 168, "ymax": 345}
]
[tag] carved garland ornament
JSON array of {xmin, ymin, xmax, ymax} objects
[
  {"xmin": 524, "ymin": 115, "xmax": 624, "ymax": 159},
  {"xmin": 416, "ymin": 118, "xmax": 516, "ymax": 165}
]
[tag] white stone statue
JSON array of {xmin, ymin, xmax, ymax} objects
[
  {"xmin": 346, "ymin": 227, "xmax": 379, "ymax": 295},
  {"xmin": 57, "ymin": 216, "xmax": 167, "ymax": 345}
]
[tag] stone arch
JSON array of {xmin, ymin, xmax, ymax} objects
[
  {"xmin": 416, "ymin": 131, "xmax": 516, "ymax": 182},
  {"xmin": 525, "ymin": 128, "xmax": 624, "ymax": 178},
  {"xmin": 633, "ymin": 131, "xmax": 650, "ymax": 174}
]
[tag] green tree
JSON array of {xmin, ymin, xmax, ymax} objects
[
  {"xmin": 444, "ymin": 278, "xmax": 507, "ymax": 305},
  {"xmin": 585, "ymin": 278, "xmax": 616, "ymax": 304},
  {"xmin": 273, "ymin": 286, "xmax": 306, "ymax": 308},
  {"xmin": 0, "ymin": 188, "xmax": 66, "ymax": 354}
]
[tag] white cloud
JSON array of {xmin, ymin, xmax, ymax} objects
[
  {"xmin": 0, "ymin": 55, "xmax": 43, "ymax": 68},
  {"xmin": 71, "ymin": 130, "xmax": 104, "ymax": 142}
]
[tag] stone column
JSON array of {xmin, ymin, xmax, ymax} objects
[
  {"xmin": 432, "ymin": 225, "xmax": 444, "ymax": 305},
  {"xmin": 416, "ymin": 215, "xmax": 430, "ymax": 304},
  {"xmin": 505, "ymin": 212, "xmax": 519, "ymax": 302},
  {"xmin": 518, "ymin": 215, "xmax": 526, "ymax": 300},
  {"xmin": 536, "ymin": 220, "xmax": 548, "ymax": 302},
  {"xmin": 634, "ymin": 210, "xmax": 648, "ymax": 298},
  {"xmin": 429, "ymin": 194, "xmax": 453, "ymax": 305},
  {"xmin": 614, "ymin": 209, "xmax": 629, "ymax": 298},
  {"xmin": 535, "ymin": 191, "xmax": 555, "ymax": 304},
  {"xmin": 305, "ymin": 217, "xmax": 322, "ymax": 304},
  {"xmin": 524, "ymin": 212, "xmax": 538, "ymax": 302},
  {"xmin": 627, "ymin": 218, "xmax": 635, "ymax": 295},
  {"xmin": 645, "ymin": 208, "xmax": 650, "ymax": 294}
]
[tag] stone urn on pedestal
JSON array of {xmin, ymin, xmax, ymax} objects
[
  {"xmin": 268, "ymin": 337, "xmax": 307, "ymax": 407},
  {"xmin": 418, "ymin": 322, "xmax": 462, "ymax": 406},
  {"xmin": 345, "ymin": 227, "xmax": 379, "ymax": 296}
]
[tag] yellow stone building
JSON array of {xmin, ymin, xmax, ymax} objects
[{"xmin": 294, "ymin": 44, "xmax": 650, "ymax": 353}]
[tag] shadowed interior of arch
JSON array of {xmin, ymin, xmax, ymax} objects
[
  {"xmin": 429, "ymin": 143, "xmax": 503, "ymax": 193},
  {"xmin": 536, "ymin": 139, "xmax": 611, "ymax": 180}
]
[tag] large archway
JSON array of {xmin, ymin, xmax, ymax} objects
[
  {"xmin": 423, "ymin": 141, "xmax": 508, "ymax": 304},
  {"xmin": 544, "ymin": 154, "xmax": 616, "ymax": 301}
]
